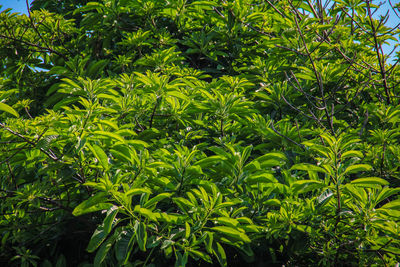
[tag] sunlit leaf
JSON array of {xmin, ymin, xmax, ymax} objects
[
  {"xmin": 0, "ymin": 102, "xmax": 19, "ymax": 117},
  {"xmin": 343, "ymin": 164, "xmax": 372, "ymax": 175}
]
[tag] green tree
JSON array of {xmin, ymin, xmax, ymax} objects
[{"xmin": 1, "ymin": 0, "xmax": 400, "ymax": 266}]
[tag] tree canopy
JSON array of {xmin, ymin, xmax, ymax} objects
[{"xmin": 1, "ymin": 0, "xmax": 400, "ymax": 266}]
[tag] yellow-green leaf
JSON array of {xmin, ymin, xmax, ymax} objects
[
  {"xmin": 291, "ymin": 163, "xmax": 327, "ymax": 173},
  {"xmin": 88, "ymin": 144, "xmax": 109, "ymax": 170},
  {"xmin": 211, "ymin": 226, "xmax": 251, "ymax": 243},
  {"xmin": 351, "ymin": 177, "xmax": 389, "ymax": 187},
  {"xmin": 343, "ymin": 164, "xmax": 372, "ymax": 175},
  {"xmin": 0, "ymin": 102, "xmax": 19, "ymax": 117}
]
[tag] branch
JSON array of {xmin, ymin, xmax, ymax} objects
[
  {"xmin": 149, "ymin": 97, "xmax": 160, "ymax": 128},
  {"xmin": 264, "ymin": 0, "xmax": 287, "ymax": 19},
  {"xmin": 0, "ymin": 33, "xmax": 67, "ymax": 59},
  {"xmin": 366, "ymin": 0, "xmax": 391, "ymax": 104},
  {"xmin": 269, "ymin": 114, "xmax": 305, "ymax": 150},
  {"xmin": 290, "ymin": 4, "xmax": 335, "ymax": 136},
  {"xmin": 0, "ymin": 122, "xmax": 59, "ymax": 161}
]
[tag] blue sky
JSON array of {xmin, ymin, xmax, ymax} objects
[
  {"xmin": 0, "ymin": 0, "xmax": 398, "ymax": 61},
  {"xmin": 0, "ymin": 0, "xmax": 33, "ymax": 14}
]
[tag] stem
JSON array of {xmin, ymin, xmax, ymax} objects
[
  {"xmin": 270, "ymin": 115, "xmax": 306, "ymax": 150},
  {"xmin": 291, "ymin": 6, "xmax": 335, "ymax": 136},
  {"xmin": 380, "ymin": 143, "xmax": 386, "ymax": 177},
  {"xmin": 6, "ymin": 161, "xmax": 16, "ymax": 188},
  {"xmin": 333, "ymin": 144, "xmax": 342, "ymax": 266},
  {"xmin": 149, "ymin": 97, "xmax": 160, "ymax": 128},
  {"xmin": 220, "ymin": 118, "xmax": 224, "ymax": 137},
  {"xmin": 143, "ymin": 246, "xmax": 156, "ymax": 266},
  {"xmin": 24, "ymin": 107, "xmax": 33, "ymax": 119},
  {"xmin": 79, "ymin": 104, "xmax": 93, "ymax": 138},
  {"xmin": 0, "ymin": 34, "xmax": 66, "ymax": 59},
  {"xmin": 177, "ymin": 167, "xmax": 186, "ymax": 195}
]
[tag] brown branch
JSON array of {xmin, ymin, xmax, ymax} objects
[
  {"xmin": 359, "ymin": 110, "xmax": 369, "ymax": 137},
  {"xmin": 270, "ymin": 114, "xmax": 305, "ymax": 150},
  {"xmin": 0, "ymin": 33, "xmax": 67, "ymax": 59},
  {"xmin": 0, "ymin": 122, "xmax": 59, "ymax": 161},
  {"xmin": 366, "ymin": 0, "xmax": 391, "ymax": 104},
  {"xmin": 290, "ymin": 4, "xmax": 335, "ymax": 136},
  {"xmin": 149, "ymin": 97, "xmax": 160, "ymax": 128},
  {"xmin": 38, "ymin": 196, "xmax": 73, "ymax": 212},
  {"xmin": 264, "ymin": 0, "xmax": 287, "ymax": 19}
]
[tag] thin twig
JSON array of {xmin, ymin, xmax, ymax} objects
[
  {"xmin": 290, "ymin": 5, "xmax": 335, "ymax": 135},
  {"xmin": 149, "ymin": 97, "xmax": 160, "ymax": 128},
  {"xmin": 264, "ymin": 0, "xmax": 287, "ymax": 18},
  {"xmin": 366, "ymin": 0, "xmax": 391, "ymax": 104},
  {"xmin": 0, "ymin": 33, "xmax": 66, "ymax": 58},
  {"xmin": 269, "ymin": 115, "xmax": 305, "ymax": 150},
  {"xmin": 0, "ymin": 122, "xmax": 59, "ymax": 161}
]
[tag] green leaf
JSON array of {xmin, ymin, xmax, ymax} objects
[
  {"xmin": 316, "ymin": 189, "xmax": 333, "ymax": 208},
  {"xmin": 103, "ymin": 206, "xmax": 119, "ymax": 234},
  {"xmin": 188, "ymin": 249, "xmax": 212, "ymax": 263},
  {"xmin": 241, "ymin": 145, "xmax": 253, "ymax": 164},
  {"xmin": 168, "ymin": 91, "xmax": 189, "ymax": 101},
  {"xmin": 53, "ymin": 96, "xmax": 81, "ymax": 111},
  {"xmin": 136, "ymin": 222, "xmax": 147, "ymax": 251},
  {"xmin": 215, "ymin": 201, "xmax": 239, "ymax": 209},
  {"xmin": 344, "ymin": 184, "xmax": 367, "ymax": 203},
  {"xmin": 175, "ymin": 251, "xmax": 188, "ymax": 267},
  {"xmin": 254, "ymin": 152, "xmax": 287, "ymax": 164},
  {"xmin": 245, "ymin": 173, "xmax": 277, "ymax": 184},
  {"xmin": 93, "ymin": 131, "xmax": 125, "ymax": 142},
  {"xmin": 87, "ymin": 144, "xmax": 109, "ymax": 170},
  {"xmin": 204, "ymin": 232, "xmax": 214, "ymax": 254},
  {"xmin": 291, "ymin": 163, "xmax": 327, "ymax": 173},
  {"xmin": 184, "ymin": 222, "xmax": 191, "ymax": 240},
  {"xmin": 215, "ymin": 217, "xmax": 239, "ymax": 227},
  {"xmin": 213, "ymin": 242, "xmax": 227, "ymax": 267},
  {"xmin": 126, "ymin": 188, "xmax": 152, "ymax": 197},
  {"xmin": 115, "ymin": 229, "xmax": 135, "ymax": 263},
  {"xmin": 126, "ymin": 139, "xmax": 149, "ymax": 148},
  {"xmin": 379, "ymin": 199, "xmax": 400, "ymax": 210},
  {"xmin": 377, "ymin": 209, "xmax": 400, "ymax": 218},
  {"xmin": 87, "ymin": 226, "xmax": 107, "ymax": 253},
  {"xmin": 194, "ymin": 156, "xmax": 225, "ymax": 168},
  {"xmin": 341, "ymin": 150, "xmax": 363, "ymax": 159},
  {"xmin": 0, "ymin": 102, "xmax": 19, "ymax": 117},
  {"xmin": 375, "ymin": 188, "xmax": 400, "ymax": 206},
  {"xmin": 133, "ymin": 206, "xmax": 157, "ymax": 221},
  {"xmin": 343, "ymin": 164, "xmax": 372, "ymax": 175},
  {"xmin": 161, "ymin": 239, "xmax": 175, "ymax": 250},
  {"xmin": 110, "ymin": 148, "xmax": 132, "ymax": 163},
  {"xmin": 211, "ymin": 226, "xmax": 251, "ymax": 243},
  {"xmin": 72, "ymin": 192, "xmax": 111, "ymax": 216},
  {"xmin": 94, "ymin": 234, "xmax": 115, "ymax": 266},
  {"xmin": 350, "ymin": 177, "xmax": 389, "ymax": 187},
  {"xmin": 302, "ymin": 142, "xmax": 331, "ymax": 158},
  {"xmin": 292, "ymin": 180, "xmax": 325, "ymax": 194},
  {"xmin": 75, "ymin": 2, "xmax": 104, "ymax": 14},
  {"xmin": 143, "ymin": 193, "xmax": 172, "ymax": 209},
  {"xmin": 263, "ymin": 199, "xmax": 281, "ymax": 206},
  {"xmin": 173, "ymin": 197, "xmax": 195, "ymax": 212}
]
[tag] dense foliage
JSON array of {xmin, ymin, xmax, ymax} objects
[{"xmin": 1, "ymin": 0, "xmax": 400, "ymax": 266}]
